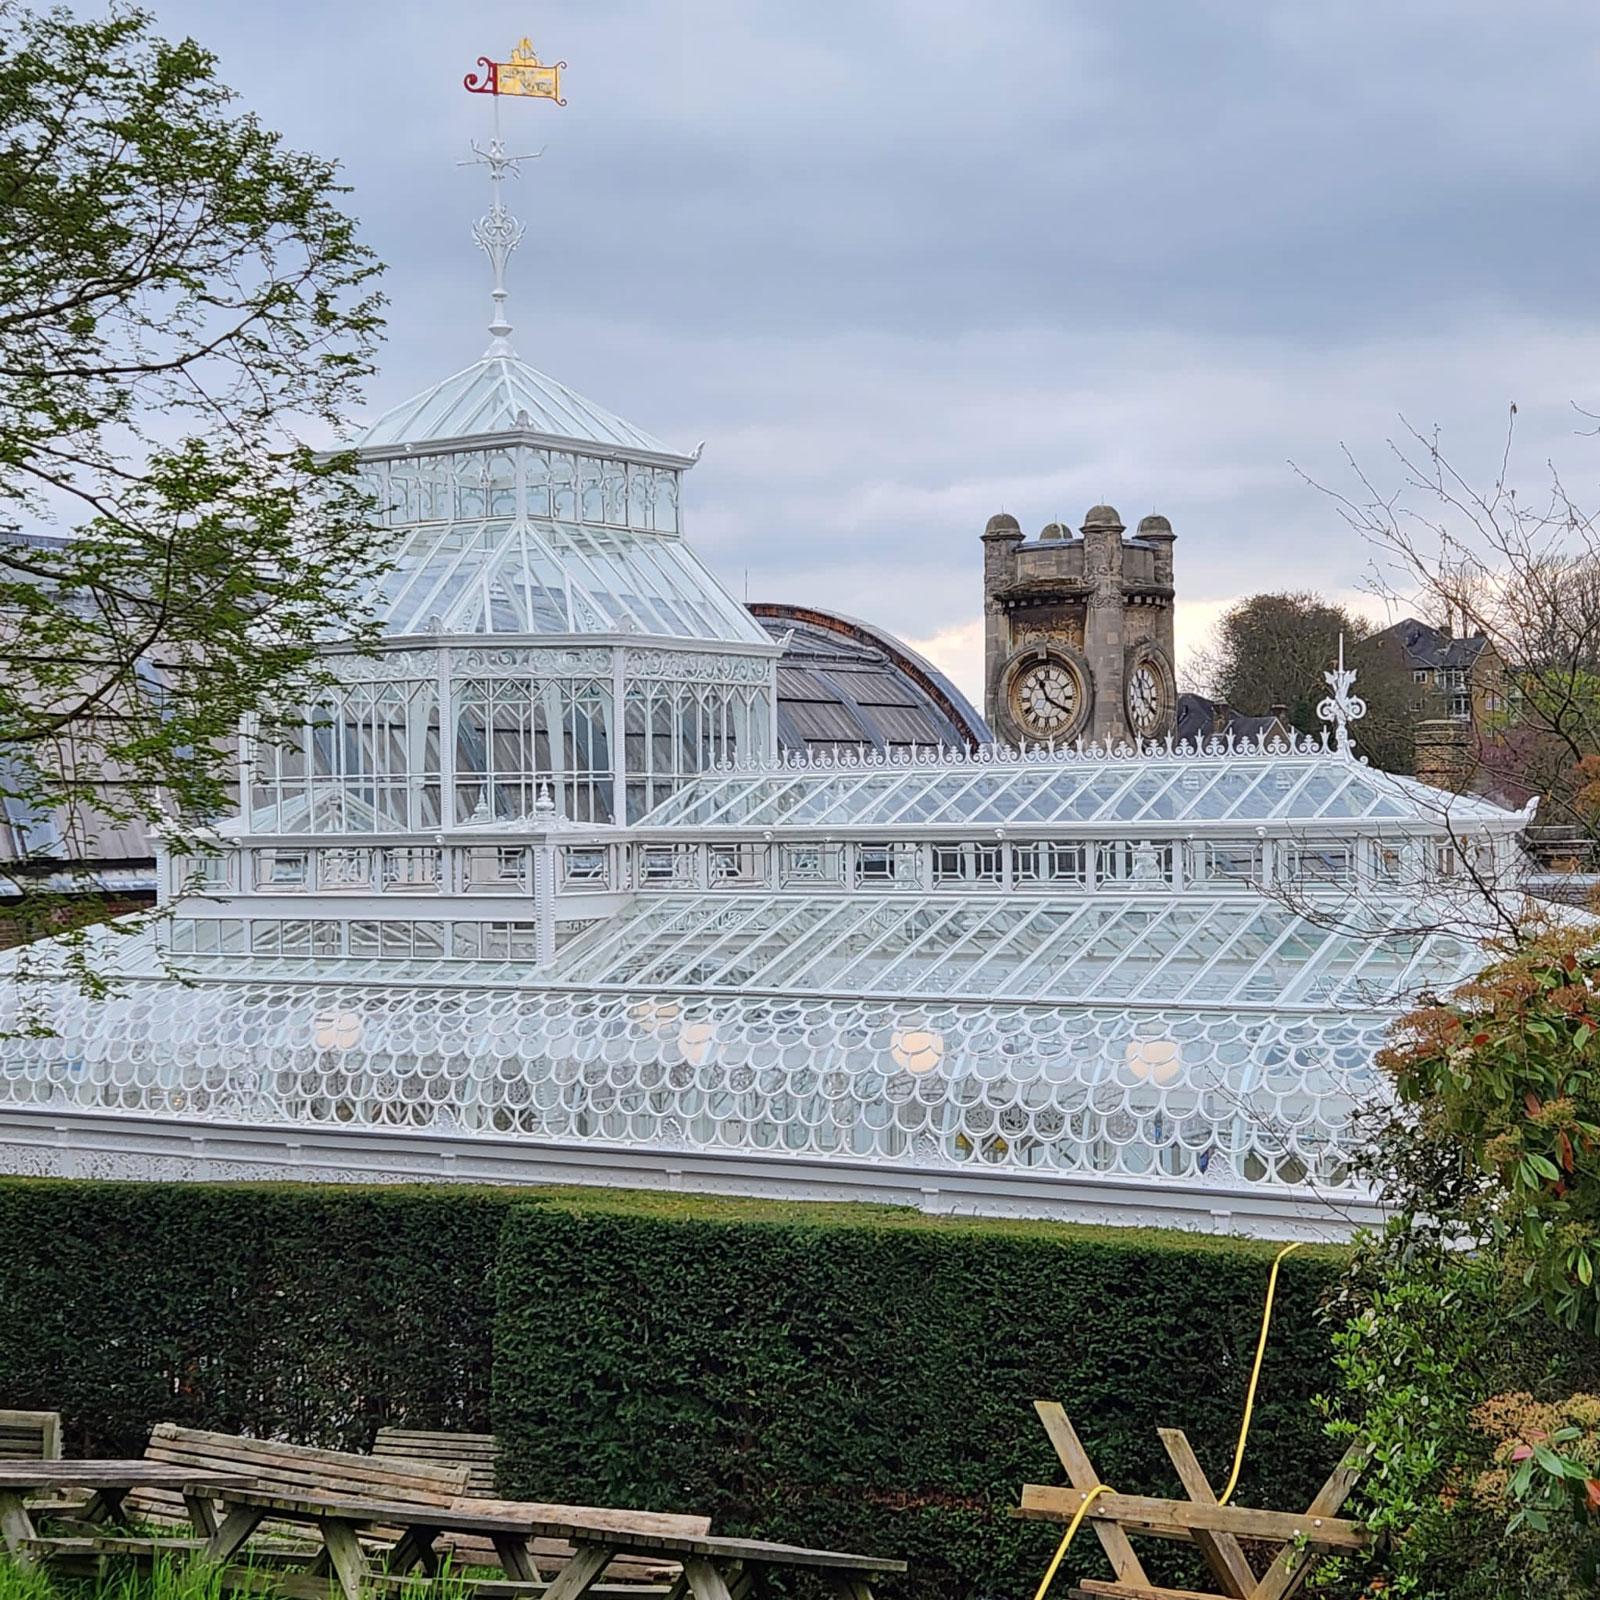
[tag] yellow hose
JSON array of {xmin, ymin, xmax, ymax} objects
[
  {"xmin": 1031, "ymin": 1483, "xmax": 1112, "ymax": 1600},
  {"xmin": 1217, "ymin": 1239, "xmax": 1303, "ymax": 1504},
  {"xmin": 1031, "ymin": 1238, "xmax": 1305, "ymax": 1600}
]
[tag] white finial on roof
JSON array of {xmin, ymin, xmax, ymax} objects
[
  {"xmin": 459, "ymin": 120, "xmax": 540, "ymax": 355},
  {"xmin": 1317, "ymin": 632, "xmax": 1367, "ymax": 756}
]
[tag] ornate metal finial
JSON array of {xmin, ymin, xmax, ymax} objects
[
  {"xmin": 1316, "ymin": 632, "xmax": 1367, "ymax": 755},
  {"xmin": 460, "ymin": 36, "xmax": 567, "ymax": 355}
]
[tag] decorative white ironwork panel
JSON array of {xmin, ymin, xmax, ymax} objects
[
  {"xmin": 0, "ymin": 978, "xmax": 1380, "ymax": 1193},
  {"xmin": 250, "ymin": 680, "xmax": 442, "ymax": 835},
  {"xmin": 455, "ymin": 674, "xmax": 614, "ymax": 823}
]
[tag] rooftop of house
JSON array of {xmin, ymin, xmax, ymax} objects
[
  {"xmin": 1365, "ymin": 617, "xmax": 1491, "ymax": 672},
  {"xmin": 1174, "ymin": 692, "xmax": 1289, "ymax": 747}
]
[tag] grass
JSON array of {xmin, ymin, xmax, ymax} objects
[{"xmin": 0, "ymin": 1552, "xmax": 481, "ymax": 1600}]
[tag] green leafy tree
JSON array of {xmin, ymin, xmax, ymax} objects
[
  {"xmin": 1198, "ymin": 591, "xmax": 1416, "ymax": 770},
  {"xmin": 1319, "ymin": 928, "xmax": 1600, "ymax": 1598},
  {"xmin": 0, "ymin": 3, "xmax": 385, "ymax": 987}
]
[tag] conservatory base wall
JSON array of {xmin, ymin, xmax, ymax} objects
[{"xmin": 0, "ymin": 1104, "xmax": 1378, "ymax": 1240}]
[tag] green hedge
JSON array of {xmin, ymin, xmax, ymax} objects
[
  {"xmin": 0, "ymin": 1180, "xmax": 1344, "ymax": 1599},
  {"xmin": 493, "ymin": 1197, "xmax": 1343, "ymax": 1600},
  {"xmin": 0, "ymin": 1181, "xmax": 513, "ymax": 1454}
]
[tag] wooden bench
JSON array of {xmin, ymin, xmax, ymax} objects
[
  {"xmin": 130, "ymin": 1424, "xmax": 469, "ymax": 1537},
  {"xmin": 370, "ymin": 1427, "xmax": 711, "ymax": 1580},
  {"xmin": 206, "ymin": 1486, "xmax": 905, "ymax": 1600},
  {"xmin": 373, "ymin": 1429, "xmax": 497, "ymax": 1497},
  {"xmin": 140, "ymin": 1426, "xmax": 707, "ymax": 1585},
  {"xmin": 0, "ymin": 1410, "xmax": 61, "ymax": 1461},
  {"xmin": 0, "ymin": 1460, "xmax": 253, "ymax": 1566}
]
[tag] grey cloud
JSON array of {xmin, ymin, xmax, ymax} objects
[{"xmin": 137, "ymin": 0, "xmax": 1600, "ymax": 699}]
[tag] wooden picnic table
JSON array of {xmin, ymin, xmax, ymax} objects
[
  {"xmin": 0, "ymin": 1460, "xmax": 254, "ymax": 1564},
  {"xmin": 206, "ymin": 1485, "xmax": 907, "ymax": 1600}
]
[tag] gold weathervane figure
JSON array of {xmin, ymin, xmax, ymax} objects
[{"xmin": 464, "ymin": 36, "xmax": 566, "ymax": 105}]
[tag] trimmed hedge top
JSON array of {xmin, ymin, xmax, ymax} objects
[{"xmin": 0, "ymin": 1179, "xmax": 1345, "ymax": 1600}]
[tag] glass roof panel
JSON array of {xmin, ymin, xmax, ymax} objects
[
  {"xmin": 635, "ymin": 751, "xmax": 1520, "ymax": 831},
  {"xmin": 363, "ymin": 517, "xmax": 767, "ymax": 644},
  {"xmin": 359, "ymin": 353, "xmax": 682, "ymax": 457},
  {"xmin": 0, "ymin": 965, "xmax": 1395, "ymax": 1192},
  {"xmin": 548, "ymin": 891, "xmax": 1490, "ymax": 1007}
]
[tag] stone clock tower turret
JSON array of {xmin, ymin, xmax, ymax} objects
[{"xmin": 982, "ymin": 504, "xmax": 1177, "ymax": 748}]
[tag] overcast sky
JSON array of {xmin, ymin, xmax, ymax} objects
[{"xmin": 149, "ymin": 0, "xmax": 1600, "ymax": 705}]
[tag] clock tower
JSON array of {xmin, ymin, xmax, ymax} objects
[{"xmin": 982, "ymin": 503, "xmax": 1177, "ymax": 748}]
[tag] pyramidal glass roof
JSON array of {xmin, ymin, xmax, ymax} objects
[
  {"xmin": 365, "ymin": 516, "xmax": 769, "ymax": 642},
  {"xmin": 359, "ymin": 352, "xmax": 684, "ymax": 459},
  {"xmin": 636, "ymin": 745, "xmax": 1525, "ymax": 830}
]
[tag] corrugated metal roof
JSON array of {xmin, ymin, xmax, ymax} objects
[{"xmin": 359, "ymin": 354, "xmax": 682, "ymax": 458}]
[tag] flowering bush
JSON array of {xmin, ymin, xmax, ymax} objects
[
  {"xmin": 1380, "ymin": 927, "xmax": 1600, "ymax": 1331},
  {"xmin": 1471, "ymin": 1391, "xmax": 1600, "ymax": 1527},
  {"xmin": 1316, "ymin": 927, "xmax": 1600, "ymax": 1597}
]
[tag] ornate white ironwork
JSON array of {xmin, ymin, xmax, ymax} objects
[
  {"xmin": 0, "ymin": 957, "xmax": 1382, "ymax": 1195},
  {"xmin": 460, "ymin": 117, "xmax": 538, "ymax": 352},
  {"xmin": 1317, "ymin": 634, "xmax": 1368, "ymax": 756},
  {"xmin": 622, "ymin": 648, "xmax": 775, "ymax": 685}
]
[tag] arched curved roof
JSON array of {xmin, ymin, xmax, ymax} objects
[{"xmin": 749, "ymin": 603, "xmax": 990, "ymax": 756}]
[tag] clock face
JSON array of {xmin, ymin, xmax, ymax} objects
[
  {"xmin": 1011, "ymin": 659, "xmax": 1081, "ymax": 739},
  {"xmin": 1127, "ymin": 661, "xmax": 1162, "ymax": 734}
]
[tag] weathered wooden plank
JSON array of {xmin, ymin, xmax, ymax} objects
[
  {"xmin": 490, "ymin": 1530, "xmax": 542, "ymax": 1583},
  {"xmin": 540, "ymin": 1544, "xmax": 616, "ymax": 1600},
  {"xmin": 318, "ymin": 1516, "xmax": 371, "ymax": 1600},
  {"xmin": 182, "ymin": 1492, "xmax": 219, "ymax": 1539},
  {"xmin": 136, "ymin": 1426, "xmax": 468, "ymax": 1541},
  {"xmin": 372, "ymin": 1431, "xmax": 499, "ymax": 1498},
  {"xmin": 214, "ymin": 1488, "xmax": 544, "ymax": 1538},
  {"xmin": 823, "ymin": 1577, "xmax": 879, "ymax": 1600},
  {"xmin": 377, "ymin": 1440, "xmax": 496, "ymax": 1452},
  {"xmin": 0, "ymin": 1462, "xmax": 246, "ymax": 1488},
  {"xmin": 462, "ymin": 1497, "xmax": 710, "ymax": 1538},
  {"xmin": 1071, "ymin": 1580, "xmax": 1233, "ymax": 1600},
  {"xmin": 206, "ymin": 1502, "xmax": 270, "ymax": 1566},
  {"xmin": 1247, "ymin": 1446, "xmax": 1370, "ymax": 1600},
  {"xmin": 18, "ymin": 1535, "xmax": 207, "ymax": 1558},
  {"xmin": 0, "ymin": 1489, "xmax": 40, "ymax": 1563},
  {"xmin": 1019, "ymin": 1485, "xmax": 1368, "ymax": 1552},
  {"xmin": 385, "ymin": 1524, "xmax": 441, "ymax": 1576},
  {"xmin": 1033, "ymin": 1403, "xmax": 1152, "ymax": 1586},
  {"xmin": 1156, "ymin": 1430, "xmax": 1256, "ymax": 1600},
  {"xmin": 0, "ymin": 1411, "xmax": 61, "ymax": 1462},
  {"xmin": 682, "ymin": 1558, "xmax": 739, "ymax": 1600},
  {"xmin": 145, "ymin": 1429, "xmax": 466, "ymax": 1496},
  {"xmin": 368, "ymin": 1581, "xmax": 668, "ymax": 1600}
]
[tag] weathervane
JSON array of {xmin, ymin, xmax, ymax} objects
[
  {"xmin": 461, "ymin": 36, "xmax": 567, "ymax": 354},
  {"xmin": 1316, "ymin": 633, "xmax": 1367, "ymax": 755}
]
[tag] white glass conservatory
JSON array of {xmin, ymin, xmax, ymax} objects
[
  {"xmin": 0, "ymin": 135, "xmax": 1542, "ymax": 1236},
  {"xmin": 0, "ymin": 712, "xmax": 1535, "ymax": 1234}
]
